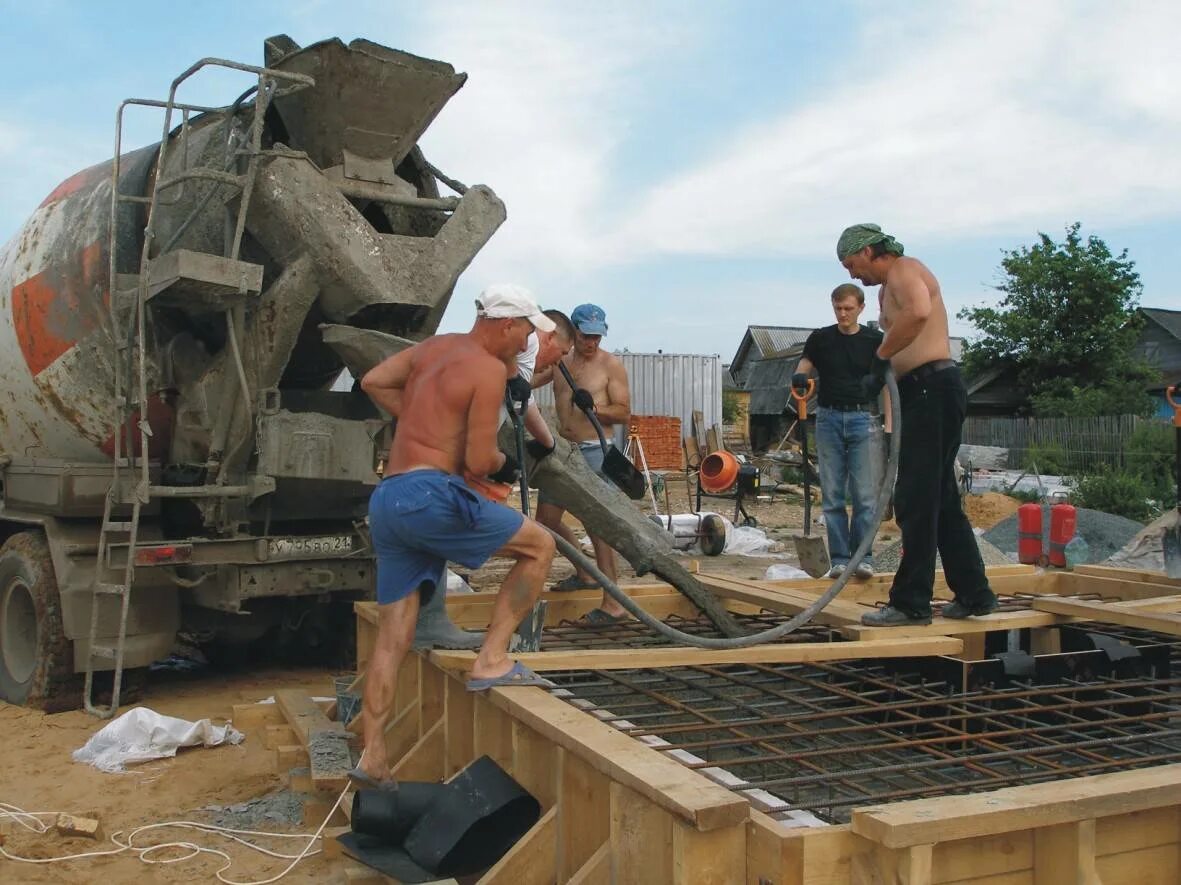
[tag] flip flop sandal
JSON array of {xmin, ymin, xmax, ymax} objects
[
  {"xmin": 466, "ymin": 660, "xmax": 554, "ymax": 692},
  {"xmin": 347, "ymin": 767, "xmax": 399, "ymax": 792},
  {"xmin": 550, "ymin": 574, "xmax": 600, "ymax": 592},
  {"xmin": 576, "ymin": 607, "xmax": 627, "ymax": 627}
]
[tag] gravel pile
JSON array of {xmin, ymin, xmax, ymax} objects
[
  {"xmin": 198, "ymin": 788, "xmax": 304, "ymax": 829},
  {"xmin": 984, "ymin": 507, "xmax": 1145, "ymax": 565},
  {"xmin": 874, "ymin": 534, "xmax": 1014, "ymax": 573}
]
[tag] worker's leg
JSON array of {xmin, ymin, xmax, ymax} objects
[
  {"xmin": 816, "ymin": 408, "xmax": 852, "ymax": 568},
  {"xmin": 845, "ymin": 411, "xmax": 878, "ymax": 568},
  {"xmin": 470, "ymin": 519, "xmax": 556, "ymax": 680},
  {"xmin": 359, "ymin": 591, "xmax": 419, "ymax": 781},
  {"xmin": 587, "ymin": 532, "xmax": 622, "ymax": 616},
  {"xmin": 536, "ymin": 501, "xmax": 593, "ymax": 583}
]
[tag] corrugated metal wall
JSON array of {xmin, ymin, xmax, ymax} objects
[{"xmin": 533, "ymin": 352, "xmax": 722, "ymax": 446}]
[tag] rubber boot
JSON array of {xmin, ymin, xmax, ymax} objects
[{"xmin": 413, "ymin": 584, "xmax": 484, "ymax": 650}]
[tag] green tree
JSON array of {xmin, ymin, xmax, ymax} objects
[{"xmin": 959, "ymin": 223, "xmax": 1156, "ymax": 417}]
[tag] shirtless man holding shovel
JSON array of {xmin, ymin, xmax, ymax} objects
[
  {"xmin": 351, "ymin": 285, "xmax": 557, "ymax": 788},
  {"xmin": 534, "ymin": 303, "xmax": 632, "ymax": 624}
]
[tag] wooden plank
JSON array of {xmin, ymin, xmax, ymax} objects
[
  {"xmin": 390, "ymin": 719, "xmax": 445, "ymax": 782},
  {"xmin": 476, "ymin": 806, "xmax": 557, "ymax": 885},
  {"xmin": 566, "ymin": 841, "xmax": 610, "ymax": 885},
  {"xmin": 431, "ymin": 637, "xmax": 963, "ymax": 674},
  {"xmin": 557, "ymin": 751, "xmax": 611, "ymax": 881},
  {"xmin": 382, "ymin": 697, "xmax": 420, "ymax": 764},
  {"xmin": 1095, "ymin": 806, "xmax": 1181, "ymax": 855},
  {"xmin": 513, "ymin": 722, "xmax": 558, "ymax": 810},
  {"xmin": 231, "ymin": 702, "xmax": 284, "ymax": 732},
  {"xmin": 1095, "ymin": 844, "xmax": 1179, "ymax": 884},
  {"xmin": 275, "ymin": 744, "xmax": 309, "ymax": 769},
  {"xmin": 1073, "ymin": 565, "xmax": 1181, "ymax": 587},
  {"xmin": 932, "ymin": 831, "xmax": 1033, "ymax": 882},
  {"xmin": 849, "ymin": 609, "xmax": 1067, "ymax": 641},
  {"xmin": 1033, "ymin": 597, "xmax": 1181, "ymax": 637},
  {"xmin": 488, "ymin": 683, "xmax": 749, "ymax": 831},
  {"xmin": 473, "ymin": 694, "xmax": 513, "ymax": 771},
  {"xmin": 853, "ymin": 844, "xmax": 934, "ymax": 885},
  {"xmin": 1033, "ymin": 820, "xmax": 1095, "ymax": 885},
  {"xmin": 1056, "ymin": 571, "xmax": 1181, "ymax": 602},
  {"xmin": 746, "ymin": 811, "xmax": 801, "ymax": 885},
  {"xmin": 1111, "ymin": 594, "xmax": 1181, "ymax": 612},
  {"xmin": 420, "ymin": 652, "xmax": 445, "ymax": 736},
  {"xmin": 610, "ymin": 782, "xmax": 672, "ymax": 883},
  {"xmin": 444, "ymin": 676, "xmax": 475, "ymax": 777},
  {"xmin": 851, "ymin": 764, "xmax": 1181, "ymax": 849},
  {"xmin": 275, "ymin": 690, "xmax": 351, "ymax": 792},
  {"xmin": 672, "ymin": 818, "xmax": 744, "ymax": 885},
  {"xmin": 264, "ymin": 724, "xmax": 297, "ymax": 749}
]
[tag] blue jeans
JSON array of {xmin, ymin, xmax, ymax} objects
[{"xmin": 815, "ymin": 408, "xmax": 882, "ymax": 567}]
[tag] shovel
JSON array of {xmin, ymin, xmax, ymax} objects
[
  {"xmin": 790, "ymin": 380, "xmax": 830, "ymax": 578},
  {"xmin": 557, "ymin": 362, "xmax": 647, "ymax": 500},
  {"xmin": 1164, "ymin": 384, "xmax": 1181, "ymax": 578}
]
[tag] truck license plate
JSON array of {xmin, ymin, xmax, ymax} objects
[{"xmin": 268, "ymin": 535, "xmax": 355, "ymax": 559}]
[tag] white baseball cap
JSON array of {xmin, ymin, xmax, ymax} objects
[{"xmin": 475, "ymin": 284, "xmax": 557, "ymax": 333}]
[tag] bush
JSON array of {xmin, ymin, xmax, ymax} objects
[
  {"xmin": 722, "ymin": 391, "xmax": 741, "ymax": 424},
  {"xmin": 1008, "ymin": 488, "xmax": 1041, "ymax": 504},
  {"xmin": 1069, "ymin": 467, "xmax": 1155, "ymax": 522},
  {"xmin": 1125, "ymin": 422, "xmax": 1175, "ymax": 507},
  {"xmin": 1022, "ymin": 441, "xmax": 1071, "ymax": 476}
]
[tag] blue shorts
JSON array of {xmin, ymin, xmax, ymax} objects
[
  {"xmin": 538, "ymin": 442, "xmax": 611, "ymax": 507},
  {"xmin": 368, "ymin": 470, "xmax": 524, "ymax": 605}
]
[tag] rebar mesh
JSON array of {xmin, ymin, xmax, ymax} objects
[{"xmin": 548, "ymin": 656, "xmax": 1181, "ymax": 824}]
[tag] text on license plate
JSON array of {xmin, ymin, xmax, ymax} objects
[{"xmin": 268, "ymin": 535, "xmax": 355, "ymax": 558}]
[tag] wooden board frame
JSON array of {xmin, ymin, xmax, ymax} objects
[{"xmin": 349, "ymin": 566, "xmax": 1181, "ymax": 883}]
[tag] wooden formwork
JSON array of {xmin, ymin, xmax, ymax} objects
[{"xmin": 352, "ymin": 564, "xmax": 1181, "ymax": 884}]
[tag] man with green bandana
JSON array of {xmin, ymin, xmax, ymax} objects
[{"xmin": 836, "ymin": 224, "xmax": 996, "ymax": 626}]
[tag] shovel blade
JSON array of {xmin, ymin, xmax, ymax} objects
[
  {"xmin": 604, "ymin": 449, "xmax": 647, "ymax": 500},
  {"xmin": 1164, "ymin": 524, "xmax": 1181, "ymax": 580},
  {"xmin": 794, "ymin": 534, "xmax": 831, "ymax": 579}
]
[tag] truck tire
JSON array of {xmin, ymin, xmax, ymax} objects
[{"xmin": 0, "ymin": 532, "xmax": 74, "ymax": 708}]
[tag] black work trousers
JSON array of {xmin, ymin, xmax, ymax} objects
[{"xmin": 889, "ymin": 366, "xmax": 991, "ymax": 617}]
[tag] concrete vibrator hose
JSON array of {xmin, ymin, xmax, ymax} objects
[{"xmin": 543, "ymin": 370, "xmax": 901, "ymax": 649}]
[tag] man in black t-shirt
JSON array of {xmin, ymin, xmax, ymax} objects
[{"xmin": 794, "ymin": 284, "xmax": 890, "ymax": 578}]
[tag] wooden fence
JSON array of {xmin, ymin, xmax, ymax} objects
[{"xmin": 962, "ymin": 414, "xmax": 1165, "ymax": 472}]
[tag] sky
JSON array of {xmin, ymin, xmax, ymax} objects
[{"xmin": 2, "ymin": 0, "xmax": 1179, "ymax": 363}]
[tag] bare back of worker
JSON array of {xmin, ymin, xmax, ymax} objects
[
  {"xmin": 878, "ymin": 257, "xmax": 952, "ymax": 376},
  {"xmin": 381, "ymin": 334, "xmax": 507, "ymax": 478}
]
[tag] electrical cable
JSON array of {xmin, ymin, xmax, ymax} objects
[{"xmin": 545, "ymin": 370, "xmax": 901, "ymax": 648}]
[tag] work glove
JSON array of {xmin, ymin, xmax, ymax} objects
[
  {"xmin": 572, "ymin": 387, "xmax": 595, "ymax": 412},
  {"xmin": 525, "ymin": 438, "xmax": 555, "ymax": 461},
  {"xmin": 506, "ymin": 375, "xmax": 532, "ymax": 412},
  {"xmin": 791, "ymin": 372, "xmax": 809, "ymax": 393},
  {"xmin": 488, "ymin": 452, "xmax": 520, "ymax": 485},
  {"xmin": 860, "ymin": 356, "xmax": 890, "ymax": 400}
]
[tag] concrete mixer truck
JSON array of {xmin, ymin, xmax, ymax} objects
[{"xmin": 0, "ymin": 35, "xmax": 506, "ymax": 713}]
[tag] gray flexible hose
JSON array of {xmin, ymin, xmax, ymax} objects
[{"xmin": 544, "ymin": 370, "xmax": 901, "ymax": 648}]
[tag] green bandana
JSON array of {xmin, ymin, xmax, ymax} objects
[{"xmin": 836, "ymin": 224, "xmax": 904, "ymax": 261}]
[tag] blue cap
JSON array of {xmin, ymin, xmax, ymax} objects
[{"xmin": 571, "ymin": 303, "xmax": 608, "ymax": 336}]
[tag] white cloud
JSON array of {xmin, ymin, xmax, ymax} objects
[{"xmin": 614, "ymin": 0, "xmax": 1181, "ymax": 261}]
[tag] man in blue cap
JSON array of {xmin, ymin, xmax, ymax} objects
[{"xmin": 534, "ymin": 303, "xmax": 633, "ymax": 623}]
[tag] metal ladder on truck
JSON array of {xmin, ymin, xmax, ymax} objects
[{"xmin": 83, "ymin": 58, "xmax": 314, "ymax": 717}]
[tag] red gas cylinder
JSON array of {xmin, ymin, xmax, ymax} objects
[
  {"xmin": 1049, "ymin": 503, "xmax": 1078, "ymax": 567},
  {"xmin": 1017, "ymin": 503, "xmax": 1043, "ymax": 565}
]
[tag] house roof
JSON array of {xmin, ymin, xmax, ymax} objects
[
  {"xmin": 730, "ymin": 326, "xmax": 815, "ymax": 377},
  {"xmin": 1141, "ymin": 307, "xmax": 1181, "ymax": 340}
]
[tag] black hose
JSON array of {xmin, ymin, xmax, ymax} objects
[{"xmin": 543, "ymin": 370, "xmax": 902, "ymax": 648}]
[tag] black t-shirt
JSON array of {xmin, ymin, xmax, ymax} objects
[{"xmin": 801, "ymin": 324, "xmax": 884, "ymax": 407}]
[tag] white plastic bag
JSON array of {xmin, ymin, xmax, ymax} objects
[
  {"xmin": 73, "ymin": 706, "xmax": 244, "ymax": 773},
  {"xmin": 763, "ymin": 564, "xmax": 811, "ymax": 580}
]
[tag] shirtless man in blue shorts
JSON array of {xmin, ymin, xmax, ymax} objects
[{"xmin": 352, "ymin": 284, "xmax": 558, "ymax": 788}]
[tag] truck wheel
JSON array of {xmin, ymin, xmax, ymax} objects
[{"xmin": 0, "ymin": 532, "xmax": 73, "ymax": 708}]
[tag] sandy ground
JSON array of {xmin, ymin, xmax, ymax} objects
[
  {"xmin": 0, "ymin": 485, "xmax": 1013, "ymax": 883},
  {"xmin": 0, "ymin": 668, "xmax": 339, "ymax": 884}
]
